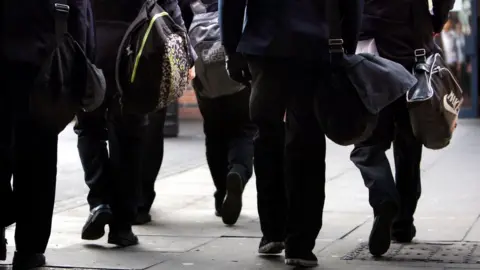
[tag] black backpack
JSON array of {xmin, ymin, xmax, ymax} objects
[
  {"xmin": 115, "ymin": 0, "xmax": 191, "ymax": 114},
  {"xmin": 188, "ymin": 0, "xmax": 244, "ymax": 98}
]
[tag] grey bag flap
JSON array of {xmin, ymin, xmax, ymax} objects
[{"xmin": 343, "ymin": 53, "xmax": 418, "ymax": 114}]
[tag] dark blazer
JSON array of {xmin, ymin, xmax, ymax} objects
[
  {"xmin": 360, "ymin": 0, "xmax": 455, "ymax": 67},
  {"xmin": 219, "ymin": 0, "xmax": 363, "ymax": 60},
  {"xmin": 0, "ymin": 0, "xmax": 89, "ymax": 65}
]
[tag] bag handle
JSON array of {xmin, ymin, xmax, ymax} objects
[
  {"xmin": 326, "ymin": 0, "xmax": 345, "ymax": 64},
  {"xmin": 190, "ymin": 0, "xmax": 207, "ymax": 15}
]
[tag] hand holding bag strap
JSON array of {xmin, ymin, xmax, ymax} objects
[{"xmin": 326, "ymin": 0, "xmax": 345, "ymax": 64}]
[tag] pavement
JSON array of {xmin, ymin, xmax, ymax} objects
[
  {"xmin": 53, "ymin": 120, "xmax": 207, "ymax": 213},
  {"xmin": 1, "ymin": 119, "xmax": 480, "ymax": 270}
]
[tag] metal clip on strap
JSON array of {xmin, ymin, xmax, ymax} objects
[
  {"xmin": 329, "ymin": 38, "xmax": 345, "ymax": 54},
  {"xmin": 414, "ymin": 48, "xmax": 427, "ymax": 63},
  {"xmin": 329, "ymin": 39, "xmax": 344, "ymax": 64},
  {"xmin": 54, "ymin": 3, "xmax": 70, "ymax": 13}
]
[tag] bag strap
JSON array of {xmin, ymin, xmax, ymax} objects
[
  {"xmin": 190, "ymin": 0, "xmax": 207, "ymax": 15},
  {"xmin": 52, "ymin": 0, "xmax": 70, "ymax": 44},
  {"xmin": 326, "ymin": 0, "xmax": 345, "ymax": 63},
  {"xmin": 411, "ymin": 1, "xmax": 431, "ymax": 63}
]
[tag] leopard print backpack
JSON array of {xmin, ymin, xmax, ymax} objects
[{"xmin": 115, "ymin": 0, "xmax": 191, "ymax": 114}]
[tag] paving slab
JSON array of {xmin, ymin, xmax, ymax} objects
[
  {"xmin": 149, "ymin": 237, "xmax": 448, "ymax": 270},
  {"xmin": 317, "ymin": 239, "xmax": 480, "ymax": 270},
  {"xmin": 344, "ymin": 216, "xmax": 480, "ymax": 244},
  {"xmin": 343, "ymin": 242, "xmax": 480, "ymax": 264},
  {"xmin": 42, "ymin": 248, "xmax": 169, "ymax": 269},
  {"xmin": 0, "ymin": 247, "xmax": 169, "ymax": 270},
  {"xmin": 148, "ymin": 237, "xmax": 332, "ymax": 270}
]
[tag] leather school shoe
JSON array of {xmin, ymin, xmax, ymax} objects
[
  {"xmin": 108, "ymin": 226, "xmax": 139, "ymax": 247},
  {"xmin": 0, "ymin": 227, "xmax": 6, "ymax": 261},
  {"xmin": 369, "ymin": 202, "xmax": 398, "ymax": 257},
  {"xmin": 81, "ymin": 204, "xmax": 113, "ymax": 240},
  {"xmin": 221, "ymin": 171, "xmax": 244, "ymax": 225},
  {"xmin": 12, "ymin": 252, "xmax": 46, "ymax": 270},
  {"xmin": 285, "ymin": 250, "xmax": 318, "ymax": 268},
  {"xmin": 392, "ymin": 224, "xmax": 417, "ymax": 243},
  {"xmin": 133, "ymin": 211, "xmax": 152, "ymax": 225},
  {"xmin": 258, "ymin": 237, "xmax": 285, "ymax": 255}
]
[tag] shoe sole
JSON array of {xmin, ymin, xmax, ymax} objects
[
  {"xmin": 369, "ymin": 212, "xmax": 395, "ymax": 257},
  {"xmin": 258, "ymin": 242, "xmax": 285, "ymax": 255},
  {"xmin": 12, "ymin": 254, "xmax": 46, "ymax": 270},
  {"xmin": 108, "ymin": 236, "xmax": 139, "ymax": 247},
  {"xmin": 81, "ymin": 210, "xmax": 112, "ymax": 240},
  {"xmin": 222, "ymin": 172, "xmax": 243, "ymax": 226},
  {"xmin": 285, "ymin": 258, "xmax": 318, "ymax": 267}
]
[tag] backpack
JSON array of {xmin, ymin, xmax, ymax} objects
[
  {"xmin": 115, "ymin": 0, "xmax": 191, "ymax": 114},
  {"xmin": 188, "ymin": 0, "xmax": 244, "ymax": 98}
]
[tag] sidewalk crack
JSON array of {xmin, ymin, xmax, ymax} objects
[{"xmin": 461, "ymin": 213, "xmax": 480, "ymax": 241}]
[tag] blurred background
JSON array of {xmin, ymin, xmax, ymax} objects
[{"xmin": 429, "ymin": 0, "xmax": 479, "ymax": 118}]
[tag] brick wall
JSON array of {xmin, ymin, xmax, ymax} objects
[{"xmin": 178, "ymin": 84, "xmax": 202, "ymax": 120}]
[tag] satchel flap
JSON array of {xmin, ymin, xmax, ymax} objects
[{"xmin": 344, "ymin": 53, "xmax": 417, "ymax": 114}]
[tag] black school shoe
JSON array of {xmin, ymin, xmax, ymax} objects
[
  {"xmin": 1, "ymin": 227, "xmax": 6, "ymax": 261},
  {"xmin": 369, "ymin": 202, "xmax": 398, "ymax": 257},
  {"xmin": 81, "ymin": 204, "xmax": 113, "ymax": 240},
  {"xmin": 285, "ymin": 250, "xmax": 318, "ymax": 268},
  {"xmin": 12, "ymin": 252, "xmax": 46, "ymax": 270},
  {"xmin": 108, "ymin": 226, "xmax": 139, "ymax": 247},
  {"xmin": 258, "ymin": 238, "xmax": 285, "ymax": 255},
  {"xmin": 392, "ymin": 224, "xmax": 417, "ymax": 243},
  {"xmin": 221, "ymin": 171, "xmax": 244, "ymax": 226},
  {"xmin": 133, "ymin": 211, "xmax": 152, "ymax": 225}
]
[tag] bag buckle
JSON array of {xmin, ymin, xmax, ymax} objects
[
  {"xmin": 54, "ymin": 3, "xmax": 70, "ymax": 14},
  {"xmin": 414, "ymin": 49, "xmax": 426, "ymax": 62},
  {"xmin": 329, "ymin": 39, "xmax": 344, "ymax": 54}
]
